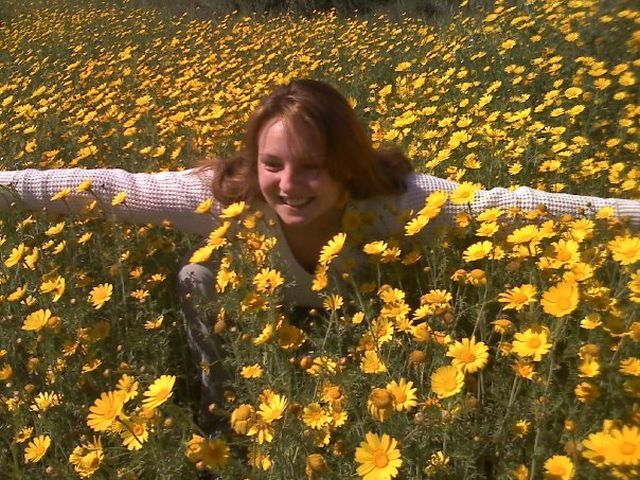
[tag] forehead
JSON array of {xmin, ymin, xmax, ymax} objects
[{"xmin": 257, "ymin": 117, "xmax": 325, "ymax": 159}]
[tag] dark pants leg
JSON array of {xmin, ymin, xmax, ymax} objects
[{"xmin": 177, "ymin": 258, "xmax": 230, "ymax": 435}]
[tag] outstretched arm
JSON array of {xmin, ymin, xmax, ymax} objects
[
  {"xmin": 406, "ymin": 174, "xmax": 640, "ymax": 228},
  {"xmin": 0, "ymin": 168, "xmax": 219, "ymax": 235}
]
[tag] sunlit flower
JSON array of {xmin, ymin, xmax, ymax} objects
[
  {"xmin": 89, "ymin": 283, "xmax": 113, "ymax": 309},
  {"xmin": 541, "ymin": 281, "xmax": 579, "ymax": 317},
  {"xmin": 446, "ymin": 337, "xmax": 489, "ymax": 373},
  {"xmin": 355, "ymin": 432, "xmax": 403, "ymax": 480},
  {"xmin": 231, "ymin": 404, "xmax": 255, "ymax": 434},
  {"xmin": 253, "ymin": 267, "xmax": 284, "ymax": 294},
  {"xmin": 185, "ymin": 434, "xmax": 230, "ymax": 470},
  {"xmin": 69, "ymin": 436, "xmax": 103, "ymax": 478},
  {"xmin": 302, "ymin": 402, "xmax": 332, "ymax": 429},
  {"xmin": 498, "ymin": 284, "xmax": 537, "ymax": 311},
  {"xmin": 240, "ymin": 363, "xmax": 263, "ymax": 379},
  {"xmin": 450, "ymin": 181, "xmax": 480, "ymax": 204},
  {"xmin": 386, "ymin": 378, "xmax": 418, "ymax": 411},
  {"xmin": 608, "ymin": 235, "xmax": 640, "ymax": 265},
  {"xmin": 431, "ymin": 365, "xmax": 464, "ymax": 399},
  {"xmin": 24, "ymin": 435, "xmax": 51, "ymax": 463},
  {"xmin": 318, "ymin": 232, "xmax": 347, "ymax": 266},
  {"xmin": 543, "ymin": 455, "xmax": 574, "ymax": 480},
  {"xmin": 142, "ymin": 375, "xmax": 176, "ymax": 412},
  {"xmin": 22, "ymin": 308, "xmax": 56, "ymax": 332},
  {"xmin": 87, "ymin": 391, "xmax": 126, "ymax": 432},
  {"xmin": 512, "ymin": 327, "xmax": 552, "ymax": 361}
]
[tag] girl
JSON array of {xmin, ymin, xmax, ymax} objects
[{"xmin": 1, "ymin": 79, "xmax": 639, "ymax": 434}]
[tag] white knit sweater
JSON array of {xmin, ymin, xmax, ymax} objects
[{"xmin": 1, "ymin": 168, "xmax": 639, "ymax": 306}]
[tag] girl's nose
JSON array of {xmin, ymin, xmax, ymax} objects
[{"xmin": 279, "ymin": 167, "xmax": 300, "ymax": 192}]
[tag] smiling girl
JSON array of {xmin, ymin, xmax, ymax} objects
[{"xmin": 1, "ymin": 79, "xmax": 639, "ymax": 434}]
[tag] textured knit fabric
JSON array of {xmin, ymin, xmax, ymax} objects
[{"xmin": 1, "ymin": 167, "xmax": 639, "ymax": 307}]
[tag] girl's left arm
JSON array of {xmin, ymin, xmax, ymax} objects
[{"xmin": 408, "ymin": 174, "xmax": 640, "ymax": 228}]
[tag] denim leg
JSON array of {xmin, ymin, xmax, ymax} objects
[{"xmin": 177, "ymin": 260, "xmax": 230, "ymax": 435}]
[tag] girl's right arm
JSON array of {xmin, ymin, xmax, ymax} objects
[{"xmin": 0, "ymin": 168, "xmax": 219, "ymax": 235}]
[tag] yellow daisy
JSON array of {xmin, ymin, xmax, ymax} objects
[
  {"xmin": 355, "ymin": 432, "xmax": 402, "ymax": 480},
  {"xmin": 541, "ymin": 281, "xmax": 579, "ymax": 317},
  {"xmin": 431, "ymin": 365, "xmax": 464, "ymax": 399},
  {"xmin": 543, "ymin": 455, "xmax": 574, "ymax": 480},
  {"xmin": 24, "ymin": 435, "xmax": 51, "ymax": 463},
  {"xmin": 88, "ymin": 283, "xmax": 113, "ymax": 310},
  {"xmin": 446, "ymin": 337, "xmax": 489, "ymax": 373},
  {"xmin": 141, "ymin": 375, "xmax": 176, "ymax": 412}
]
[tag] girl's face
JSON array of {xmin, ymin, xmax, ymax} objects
[{"xmin": 257, "ymin": 117, "xmax": 346, "ymax": 233}]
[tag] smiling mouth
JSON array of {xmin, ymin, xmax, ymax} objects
[{"xmin": 279, "ymin": 197, "xmax": 313, "ymax": 207}]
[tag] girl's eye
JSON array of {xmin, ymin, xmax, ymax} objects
[{"xmin": 262, "ymin": 163, "xmax": 282, "ymax": 172}]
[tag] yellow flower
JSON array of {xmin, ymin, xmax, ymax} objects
[
  {"xmin": 386, "ymin": 378, "xmax": 418, "ymax": 411},
  {"xmin": 620, "ymin": 358, "xmax": 640, "ymax": 376},
  {"xmin": 257, "ymin": 391, "xmax": 287, "ymax": 423},
  {"xmin": 89, "ymin": 283, "xmax": 113, "ymax": 309},
  {"xmin": 22, "ymin": 309, "xmax": 56, "ymax": 332},
  {"xmin": 14, "ymin": 427, "xmax": 33, "ymax": 443},
  {"xmin": 195, "ymin": 197, "xmax": 214, "ymax": 213},
  {"xmin": 31, "ymin": 391, "xmax": 61, "ymax": 413},
  {"xmin": 4, "ymin": 243, "xmax": 25, "ymax": 268},
  {"xmin": 240, "ymin": 363, "xmax": 263, "ymax": 379},
  {"xmin": 512, "ymin": 327, "xmax": 552, "ymax": 361},
  {"xmin": 253, "ymin": 267, "xmax": 284, "ymax": 294},
  {"xmin": 431, "ymin": 365, "xmax": 464, "ymax": 399},
  {"xmin": 277, "ymin": 323, "xmax": 305, "ymax": 350},
  {"xmin": 318, "ymin": 232, "xmax": 347, "ymax": 266},
  {"xmin": 604, "ymin": 426, "xmax": 640, "ymax": 466},
  {"xmin": 24, "ymin": 435, "xmax": 51, "ymax": 463},
  {"xmin": 76, "ymin": 178, "xmax": 93, "ymax": 193},
  {"xmin": 50, "ymin": 187, "xmax": 72, "ymax": 201},
  {"xmin": 543, "ymin": 455, "xmax": 574, "ymax": 480},
  {"xmin": 450, "ymin": 181, "xmax": 480, "ymax": 205},
  {"xmin": 498, "ymin": 284, "xmax": 538, "ymax": 311},
  {"xmin": 368, "ymin": 388, "xmax": 394, "ymax": 422},
  {"xmin": 446, "ymin": 337, "xmax": 489, "ymax": 373},
  {"xmin": 230, "ymin": 404, "xmax": 255, "ymax": 434},
  {"xmin": 574, "ymin": 382, "xmax": 600, "ymax": 403},
  {"xmin": 185, "ymin": 434, "xmax": 230, "ymax": 471},
  {"xmin": 111, "ymin": 191, "xmax": 127, "ymax": 206},
  {"xmin": 355, "ymin": 432, "xmax": 402, "ymax": 480},
  {"xmin": 541, "ymin": 281, "xmax": 579, "ymax": 317},
  {"xmin": 87, "ymin": 391, "xmax": 125, "ymax": 432},
  {"xmin": 142, "ymin": 375, "xmax": 176, "ymax": 412},
  {"xmin": 608, "ymin": 235, "xmax": 640, "ymax": 265},
  {"xmin": 116, "ymin": 374, "xmax": 139, "ymax": 402},
  {"xmin": 69, "ymin": 436, "xmax": 103, "ymax": 478},
  {"xmin": 462, "ymin": 240, "xmax": 493, "ymax": 262},
  {"xmin": 120, "ymin": 418, "xmax": 149, "ymax": 451},
  {"xmin": 360, "ymin": 350, "xmax": 388, "ymax": 374},
  {"xmin": 302, "ymin": 402, "xmax": 332, "ymax": 429},
  {"xmin": 219, "ymin": 201, "xmax": 246, "ymax": 219},
  {"xmin": 188, "ymin": 244, "xmax": 217, "ymax": 264},
  {"xmin": 363, "ymin": 240, "xmax": 388, "ymax": 255}
]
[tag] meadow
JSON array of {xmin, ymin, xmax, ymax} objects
[{"xmin": 0, "ymin": 0, "xmax": 639, "ymax": 478}]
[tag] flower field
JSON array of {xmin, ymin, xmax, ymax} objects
[{"xmin": 1, "ymin": 0, "xmax": 639, "ymax": 478}]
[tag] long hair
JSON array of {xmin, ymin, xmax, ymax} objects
[{"xmin": 201, "ymin": 79, "xmax": 413, "ymax": 205}]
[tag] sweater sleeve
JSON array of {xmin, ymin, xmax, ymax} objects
[
  {"xmin": 404, "ymin": 174, "xmax": 640, "ymax": 228},
  {"xmin": 0, "ymin": 168, "xmax": 219, "ymax": 235}
]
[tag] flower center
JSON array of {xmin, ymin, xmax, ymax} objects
[
  {"xmin": 460, "ymin": 351, "xmax": 476, "ymax": 363},
  {"xmin": 527, "ymin": 337, "xmax": 541, "ymax": 349},
  {"xmin": 373, "ymin": 451, "xmax": 389, "ymax": 468},
  {"xmin": 620, "ymin": 441, "xmax": 636, "ymax": 455}
]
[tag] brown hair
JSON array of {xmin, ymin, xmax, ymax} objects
[{"xmin": 201, "ymin": 79, "xmax": 413, "ymax": 205}]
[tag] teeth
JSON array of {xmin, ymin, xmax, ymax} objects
[{"xmin": 281, "ymin": 197, "xmax": 311, "ymax": 207}]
